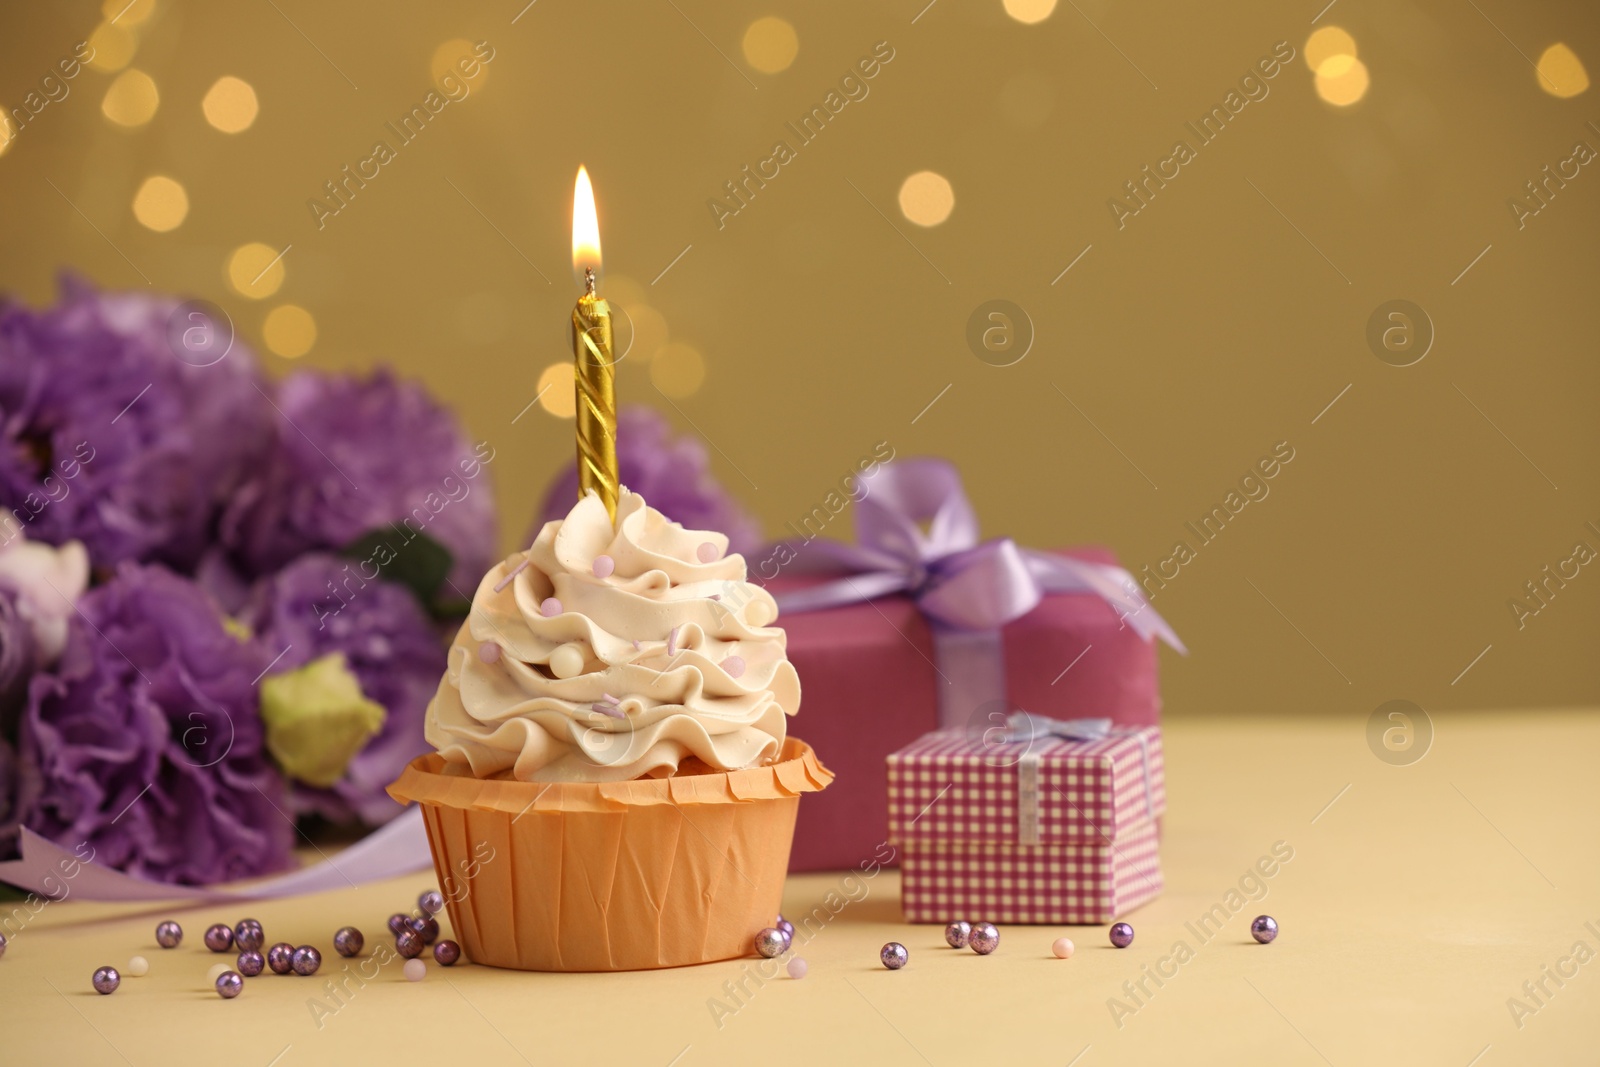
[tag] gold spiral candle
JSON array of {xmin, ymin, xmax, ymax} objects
[
  {"xmin": 570, "ymin": 166, "xmax": 618, "ymax": 522},
  {"xmin": 573, "ymin": 269, "xmax": 617, "ymax": 521}
]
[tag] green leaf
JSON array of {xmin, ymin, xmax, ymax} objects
[{"xmin": 340, "ymin": 526, "xmax": 454, "ymax": 608}]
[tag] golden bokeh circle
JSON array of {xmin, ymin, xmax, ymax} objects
[
  {"xmin": 0, "ymin": 113, "xmax": 14, "ymax": 159},
  {"xmin": 603, "ymin": 274, "xmax": 647, "ymax": 310},
  {"xmin": 1304, "ymin": 26, "xmax": 1357, "ymax": 72},
  {"xmin": 431, "ymin": 39, "xmax": 488, "ymax": 92},
  {"xmin": 1536, "ymin": 43, "xmax": 1589, "ymax": 98},
  {"xmin": 86, "ymin": 22, "xmax": 137, "ymax": 73},
  {"xmin": 1003, "ymin": 0, "xmax": 1057, "ymax": 25},
  {"xmin": 651, "ymin": 342, "xmax": 706, "ymax": 398},
  {"xmin": 898, "ymin": 171, "xmax": 956, "ymax": 227},
  {"xmin": 103, "ymin": 0, "xmax": 157, "ymax": 26},
  {"xmin": 227, "ymin": 242, "xmax": 286, "ymax": 299},
  {"xmin": 1315, "ymin": 56, "xmax": 1370, "ymax": 106},
  {"xmin": 101, "ymin": 69, "xmax": 160, "ymax": 127},
  {"xmin": 742, "ymin": 17, "xmax": 799, "ymax": 74},
  {"xmin": 263, "ymin": 305, "xmax": 317, "ymax": 359},
  {"xmin": 202, "ymin": 76, "xmax": 259, "ymax": 133},
  {"xmin": 626, "ymin": 304, "xmax": 669, "ymax": 361},
  {"xmin": 132, "ymin": 175, "xmax": 188, "ymax": 231},
  {"xmin": 538, "ymin": 362, "xmax": 576, "ymax": 418}
]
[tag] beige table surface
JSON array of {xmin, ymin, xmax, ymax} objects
[{"xmin": 5, "ymin": 710, "xmax": 1598, "ymax": 1067}]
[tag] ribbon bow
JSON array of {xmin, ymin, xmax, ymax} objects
[
  {"xmin": 772, "ymin": 458, "xmax": 1185, "ymax": 652},
  {"xmin": 1000, "ymin": 712, "xmax": 1157, "ymax": 838}
]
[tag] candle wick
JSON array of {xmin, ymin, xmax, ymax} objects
[{"xmin": 584, "ymin": 267, "xmax": 597, "ymax": 296}]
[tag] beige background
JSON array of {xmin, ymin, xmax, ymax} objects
[{"xmin": 1, "ymin": 0, "xmax": 1596, "ymax": 719}]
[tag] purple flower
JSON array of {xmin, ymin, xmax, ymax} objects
[
  {"xmin": 534, "ymin": 406, "xmax": 761, "ymax": 553},
  {"xmin": 0, "ymin": 588, "xmax": 35, "ymax": 731},
  {"xmin": 247, "ymin": 554, "xmax": 445, "ymax": 827},
  {"xmin": 221, "ymin": 369, "xmax": 496, "ymax": 597},
  {"xmin": 17, "ymin": 563, "xmax": 293, "ymax": 886},
  {"xmin": 0, "ymin": 589, "xmax": 37, "ymax": 860},
  {"xmin": 0, "ymin": 276, "xmax": 272, "ymax": 572}
]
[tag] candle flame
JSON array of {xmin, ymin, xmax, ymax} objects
[{"xmin": 572, "ymin": 165, "xmax": 602, "ymax": 281}]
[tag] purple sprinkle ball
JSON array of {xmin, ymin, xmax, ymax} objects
[
  {"xmin": 395, "ymin": 930, "xmax": 425, "ymax": 959},
  {"xmin": 155, "ymin": 921, "xmax": 182, "ymax": 949},
  {"xmin": 387, "ymin": 913, "xmax": 410, "ymax": 936},
  {"xmin": 433, "ymin": 940, "xmax": 461, "ymax": 966},
  {"xmin": 696, "ymin": 542, "xmax": 719, "ymax": 563},
  {"xmin": 969, "ymin": 923, "xmax": 1000, "ymax": 955},
  {"xmin": 236, "ymin": 951, "xmax": 265, "ymax": 977},
  {"xmin": 776, "ymin": 918, "xmax": 795, "ymax": 941},
  {"xmin": 291, "ymin": 946, "xmax": 321, "ymax": 976},
  {"xmin": 478, "ymin": 641, "xmax": 501, "ymax": 664},
  {"xmin": 0, "ymin": 932, "xmax": 6, "ymax": 960},
  {"xmin": 408, "ymin": 917, "xmax": 440, "ymax": 945},
  {"xmin": 723, "ymin": 655, "xmax": 746, "ymax": 678},
  {"xmin": 266, "ymin": 943, "xmax": 295, "ymax": 975},
  {"xmin": 334, "ymin": 927, "xmax": 364, "ymax": 958},
  {"xmin": 203, "ymin": 924, "xmax": 234, "ymax": 952},
  {"xmin": 944, "ymin": 921, "xmax": 972, "ymax": 949},
  {"xmin": 540, "ymin": 597, "xmax": 562, "ymax": 617},
  {"xmin": 592, "ymin": 555, "xmax": 615, "ymax": 578},
  {"xmin": 233, "ymin": 920, "xmax": 264, "ymax": 952},
  {"xmin": 754, "ymin": 928, "xmax": 787, "ymax": 959},
  {"xmin": 1109, "ymin": 922, "xmax": 1135, "ymax": 949},
  {"xmin": 418, "ymin": 890, "xmax": 444, "ymax": 916},
  {"xmin": 92, "ymin": 967, "xmax": 120, "ymax": 994},
  {"xmin": 880, "ymin": 942, "xmax": 909, "ymax": 970},
  {"xmin": 1251, "ymin": 915, "xmax": 1279, "ymax": 944},
  {"xmin": 216, "ymin": 971, "xmax": 243, "ymax": 999},
  {"xmin": 787, "ymin": 957, "xmax": 808, "ymax": 979}
]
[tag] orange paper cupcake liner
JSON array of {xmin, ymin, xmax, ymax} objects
[{"xmin": 387, "ymin": 737, "xmax": 832, "ymax": 972}]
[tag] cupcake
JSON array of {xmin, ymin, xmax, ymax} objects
[{"xmin": 389, "ymin": 489, "xmax": 830, "ymax": 971}]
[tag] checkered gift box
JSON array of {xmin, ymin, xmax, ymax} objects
[
  {"xmin": 887, "ymin": 725, "xmax": 1164, "ymax": 924},
  {"xmin": 899, "ymin": 823, "xmax": 1162, "ymax": 924}
]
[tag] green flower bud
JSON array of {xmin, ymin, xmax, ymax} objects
[{"xmin": 259, "ymin": 653, "xmax": 386, "ymax": 788}]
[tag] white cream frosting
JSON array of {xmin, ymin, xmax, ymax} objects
[{"xmin": 425, "ymin": 489, "xmax": 799, "ymax": 782}]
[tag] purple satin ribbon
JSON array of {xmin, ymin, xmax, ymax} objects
[{"xmin": 771, "ymin": 459, "xmax": 1184, "ymax": 727}]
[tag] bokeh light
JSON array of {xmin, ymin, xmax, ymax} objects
[
  {"xmin": 86, "ymin": 21, "xmax": 137, "ymax": 73},
  {"xmin": 1536, "ymin": 43, "xmax": 1589, "ymax": 98},
  {"xmin": 101, "ymin": 69, "xmax": 159, "ymax": 126},
  {"xmin": 898, "ymin": 171, "xmax": 956, "ymax": 227},
  {"xmin": 651, "ymin": 342, "xmax": 706, "ymax": 398},
  {"xmin": 1316, "ymin": 55, "xmax": 1370, "ymax": 106},
  {"xmin": 263, "ymin": 305, "xmax": 317, "ymax": 358},
  {"xmin": 202, "ymin": 76, "xmax": 259, "ymax": 133},
  {"xmin": 538, "ymin": 362, "xmax": 576, "ymax": 418},
  {"xmin": 227, "ymin": 242, "xmax": 286, "ymax": 299},
  {"xmin": 1003, "ymin": 0, "xmax": 1057, "ymax": 25},
  {"xmin": 625, "ymin": 303, "xmax": 669, "ymax": 361},
  {"xmin": 742, "ymin": 17, "xmax": 799, "ymax": 74},
  {"xmin": 432, "ymin": 39, "xmax": 489, "ymax": 92},
  {"xmin": 0, "ymin": 113, "xmax": 14, "ymax": 159},
  {"xmin": 104, "ymin": 0, "xmax": 157, "ymax": 26},
  {"xmin": 1305, "ymin": 26, "xmax": 1357, "ymax": 73},
  {"xmin": 132, "ymin": 175, "xmax": 188, "ymax": 231}
]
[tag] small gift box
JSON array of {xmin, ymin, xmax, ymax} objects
[
  {"xmin": 765, "ymin": 458, "xmax": 1183, "ymax": 872},
  {"xmin": 886, "ymin": 715, "xmax": 1165, "ymax": 924}
]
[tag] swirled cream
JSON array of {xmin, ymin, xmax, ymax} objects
[{"xmin": 425, "ymin": 489, "xmax": 799, "ymax": 782}]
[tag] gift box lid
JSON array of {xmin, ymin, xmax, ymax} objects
[{"xmin": 886, "ymin": 721, "xmax": 1164, "ymax": 847}]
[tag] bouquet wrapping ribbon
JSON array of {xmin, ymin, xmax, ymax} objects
[{"xmin": 771, "ymin": 459, "xmax": 1185, "ymax": 728}]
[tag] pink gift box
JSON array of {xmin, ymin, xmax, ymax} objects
[
  {"xmin": 771, "ymin": 548, "xmax": 1162, "ymax": 872},
  {"xmin": 886, "ymin": 725, "xmax": 1165, "ymax": 923}
]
